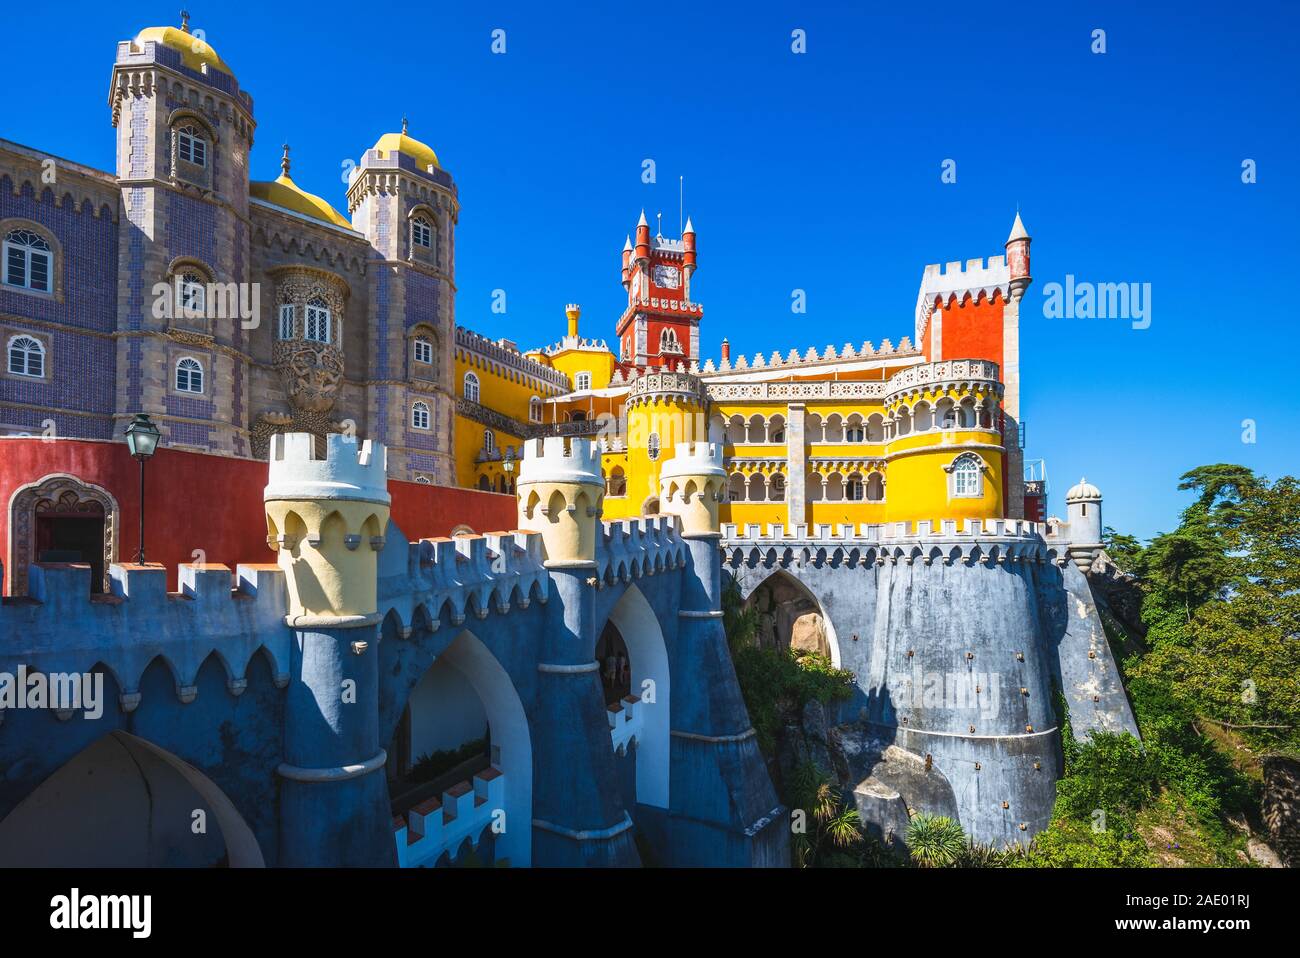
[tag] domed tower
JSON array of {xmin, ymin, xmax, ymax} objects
[
  {"xmin": 110, "ymin": 13, "xmax": 256, "ymax": 454},
  {"xmin": 1064, "ymin": 478, "xmax": 1103, "ymax": 570},
  {"xmin": 624, "ymin": 370, "xmax": 710, "ymax": 516},
  {"xmin": 347, "ymin": 119, "xmax": 458, "ymax": 483}
]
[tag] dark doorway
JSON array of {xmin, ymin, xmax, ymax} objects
[
  {"xmin": 596, "ymin": 621, "xmax": 631, "ymax": 707},
  {"xmin": 36, "ymin": 507, "xmax": 106, "ymax": 593}
]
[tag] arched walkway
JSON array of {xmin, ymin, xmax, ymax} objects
[
  {"xmin": 396, "ymin": 630, "xmax": 533, "ymax": 867},
  {"xmin": 603, "ymin": 585, "xmax": 670, "ymax": 810},
  {"xmin": 0, "ymin": 731, "xmax": 263, "ymax": 867}
]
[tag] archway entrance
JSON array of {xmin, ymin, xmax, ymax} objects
[
  {"xmin": 0, "ymin": 731, "xmax": 263, "ymax": 867},
  {"xmin": 744, "ymin": 570, "xmax": 842, "ymax": 668},
  {"xmin": 8, "ymin": 474, "xmax": 118, "ymax": 595},
  {"xmin": 602, "ymin": 585, "xmax": 670, "ymax": 811},
  {"xmin": 388, "ymin": 630, "xmax": 532, "ymax": 867}
]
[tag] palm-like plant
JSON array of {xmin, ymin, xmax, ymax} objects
[{"xmin": 905, "ymin": 814, "xmax": 967, "ymax": 868}]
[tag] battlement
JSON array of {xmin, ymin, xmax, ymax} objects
[
  {"xmin": 0, "ymin": 560, "xmax": 292, "ymax": 714},
  {"xmin": 661, "ymin": 441, "xmax": 725, "ymax": 477},
  {"xmin": 696, "ymin": 337, "xmax": 919, "ymax": 377},
  {"xmin": 595, "ymin": 515, "xmax": 686, "ymax": 585},
  {"xmin": 914, "ymin": 254, "xmax": 1011, "ymax": 341},
  {"xmin": 517, "ymin": 437, "xmax": 603, "ymax": 485},
  {"xmin": 265, "ymin": 433, "xmax": 390, "ymax": 505},
  {"xmin": 722, "ymin": 517, "xmax": 1044, "ymax": 542}
]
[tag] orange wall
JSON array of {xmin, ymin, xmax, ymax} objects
[{"xmin": 939, "ymin": 293, "xmax": 1005, "ymax": 367}]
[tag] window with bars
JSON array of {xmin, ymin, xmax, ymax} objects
[
  {"xmin": 175, "ymin": 357, "xmax": 204, "ymax": 393},
  {"xmin": 3, "ymin": 230, "xmax": 52, "ymax": 292},
  {"xmin": 7, "ymin": 335, "xmax": 44, "ymax": 377},
  {"xmin": 278, "ymin": 304, "xmax": 295, "ymax": 339},
  {"xmin": 305, "ymin": 298, "xmax": 331, "ymax": 343}
]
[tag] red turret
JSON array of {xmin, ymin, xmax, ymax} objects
[
  {"xmin": 720, "ymin": 337, "xmax": 730, "ymax": 364},
  {"xmin": 682, "ymin": 216, "xmax": 696, "ymax": 274},
  {"xmin": 621, "ymin": 235, "xmax": 632, "ymax": 288},
  {"xmin": 634, "ymin": 209, "xmax": 651, "ymax": 264},
  {"xmin": 1006, "ymin": 212, "xmax": 1032, "ymax": 291}
]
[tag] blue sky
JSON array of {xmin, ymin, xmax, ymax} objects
[{"xmin": 5, "ymin": 1, "xmax": 1297, "ymax": 540}]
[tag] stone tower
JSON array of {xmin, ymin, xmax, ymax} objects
[
  {"xmin": 347, "ymin": 120, "xmax": 458, "ymax": 483},
  {"xmin": 617, "ymin": 211, "xmax": 702, "ymax": 367},
  {"xmin": 110, "ymin": 15, "xmax": 256, "ymax": 454},
  {"xmin": 1064, "ymin": 477, "xmax": 1103, "ymax": 570},
  {"xmin": 263, "ymin": 432, "xmax": 394, "ymax": 865}
]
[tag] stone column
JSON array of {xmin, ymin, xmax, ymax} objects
[{"xmin": 786, "ymin": 402, "xmax": 807, "ymax": 528}]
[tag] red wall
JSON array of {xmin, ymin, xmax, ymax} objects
[
  {"xmin": 0, "ymin": 439, "xmax": 517, "ymax": 595},
  {"xmin": 938, "ymin": 292, "xmax": 1005, "ymax": 368}
]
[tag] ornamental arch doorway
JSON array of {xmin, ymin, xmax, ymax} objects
[{"xmin": 7, "ymin": 473, "xmax": 119, "ymax": 596}]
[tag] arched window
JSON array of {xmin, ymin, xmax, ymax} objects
[
  {"xmin": 305, "ymin": 297, "xmax": 331, "ymax": 344},
  {"xmin": 607, "ymin": 466, "xmax": 627, "ymax": 497},
  {"xmin": 575, "ymin": 371, "xmax": 592, "ymax": 391},
  {"xmin": 411, "ymin": 401, "xmax": 430, "ymax": 430},
  {"xmin": 529, "ymin": 396, "xmax": 543, "ymax": 423},
  {"xmin": 463, "ymin": 371, "xmax": 480, "ymax": 403},
  {"xmin": 483, "ymin": 429, "xmax": 496, "ymax": 453},
  {"xmin": 412, "ymin": 216, "xmax": 433, "ymax": 251},
  {"xmin": 175, "ymin": 357, "xmax": 204, "ymax": 393},
  {"xmin": 413, "ymin": 337, "xmax": 434, "ymax": 365},
  {"xmin": 176, "ymin": 126, "xmax": 207, "ymax": 167},
  {"xmin": 177, "ymin": 271, "xmax": 206, "ymax": 316},
  {"xmin": 277, "ymin": 304, "xmax": 295, "ymax": 339},
  {"xmin": 7, "ymin": 335, "xmax": 44, "ymax": 377},
  {"xmin": 769, "ymin": 474, "xmax": 787, "ymax": 502},
  {"xmin": 660, "ymin": 327, "xmax": 681, "ymax": 353},
  {"xmin": 950, "ymin": 453, "xmax": 983, "ymax": 498},
  {"xmin": 647, "ymin": 432, "xmax": 661, "ymax": 460},
  {"xmin": 866, "ymin": 473, "xmax": 885, "ymax": 502},
  {"xmin": 846, "ymin": 473, "xmax": 865, "ymax": 501},
  {"xmin": 3, "ymin": 229, "xmax": 52, "ymax": 292}
]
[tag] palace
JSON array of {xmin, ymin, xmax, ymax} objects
[{"xmin": 0, "ymin": 17, "xmax": 1134, "ymax": 867}]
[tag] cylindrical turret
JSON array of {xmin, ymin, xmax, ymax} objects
[
  {"xmin": 1064, "ymin": 478, "xmax": 1103, "ymax": 570},
  {"xmin": 634, "ymin": 210, "xmax": 650, "ymax": 264},
  {"xmin": 1006, "ymin": 212, "xmax": 1032, "ymax": 297},
  {"xmin": 565, "ymin": 303, "xmax": 581, "ymax": 339},
  {"xmin": 516, "ymin": 437, "xmax": 604, "ymax": 566},
  {"xmin": 659, "ymin": 441, "xmax": 727, "ymax": 537},
  {"xmin": 621, "ymin": 236, "xmax": 632, "ymax": 288},
  {"xmin": 682, "ymin": 216, "xmax": 696, "ymax": 274},
  {"xmin": 720, "ymin": 338, "xmax": 730, "ymax": 364}
]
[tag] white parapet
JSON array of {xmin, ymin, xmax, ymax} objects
[
  {"xmin": 608, "ymin": 695, "xmax": 644, "ymax": 755},
  {"xmin": 264, "ymin": 432, "xmax": 390, "ymax": 505},
  {"xmin": 517, "ymin": 436, "xmax": 602, "ymax": 486},
  {"xmin": 395, "ymin": 766, "xmax": 505, "ymax": 868},
  {"xmin": 659, "ymin": 441, "xmax": 726, "ymax": 482}
]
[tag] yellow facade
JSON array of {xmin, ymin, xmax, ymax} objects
[{"xmin": 457, "ymin": 304, "xmax": 1011, "ymax": 533}]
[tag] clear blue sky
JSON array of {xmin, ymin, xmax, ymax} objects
[{"xmin": 5, "ymin": 1, "xmax": 1297, "ymax": 541}]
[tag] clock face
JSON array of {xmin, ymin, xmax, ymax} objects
[{"xmin": 653, "ymin": 264, "xmax": 681, "ymax": 289}]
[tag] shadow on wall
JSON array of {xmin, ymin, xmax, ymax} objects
[
  {"xmin": 0, "ymin": 730, "xmax": 264, "ymax": 867},
  {"xmin": 745, "ymin": 571, "xmax": 837, "ymax": 663}
]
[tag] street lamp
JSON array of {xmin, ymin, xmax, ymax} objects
[
  {"xmin": 502, "ymin": 447, "xmax": 515, "ymax": 495},
  {"xmin": 124, "ymin": 413, "xmax": 161, "ymax": 564}
]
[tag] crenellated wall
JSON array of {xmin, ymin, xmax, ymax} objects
[{"xmin": 723, "ymin": 518, "xmax": 1138, "ymax": 848}]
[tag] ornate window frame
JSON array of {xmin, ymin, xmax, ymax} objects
[
  {"xmin": 411, "ymin": 400, "xmax": 431, "ymax": 430},
  {"xmin": 944, "ymin": 451, "xmax": 988, "ymax": 499},
  {"xmin": 407, "ymin": 203, "xmax": 439, "ymax": 267},
  {"xmin": 175, "ymin": 356, "xmax": 205, "ymax": 394},
  {"xmin": 165, "ymin": 256, "xmax": 215, "ymax": 334},
  {"xmin": 1, "ymin": 219, "xmax": 62, "ymax": 301},
  {"xmin": 463, "ymin": 371, "xmax": 480, "ymax": 403},
  {"xmin": 7, "ymin": 473, "xmax": 119, "ymax": 596},
  {"xmin": 6, "ymin": 334, "xmax": 47, "ymax": 379},
  {"xmin": 167, "ymin": 109, "xmax": 215, "ymax": 191}
]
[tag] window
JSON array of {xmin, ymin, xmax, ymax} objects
[
  {"xmin": 647, "ymin": 432, "xmax": 660, "ymax": 460},
  {"xmin": 412, "ymin": 216, "xmax": 432, "ymax": 250},
  {"xmin": 278, "ymin": 304, "xmax": 295, "ymax": 340},
  {"xmin": 305, "ymin": 297, "xmax": 331, "ymax": 344},
  {"xmin": 411, "ymin": 401, "xmax": 430, "ymax": 430},
  {"xmin": 177, "ymin": 272, "xmax": 206, "ymax": 316},
  {"xmin": 951, "ymin": 454, "xmax": 983, "ymax": 498},
  {"xmin": 845, "ymin": 426, "xmax": 865, "ymax": 443},
  {"xmin": 177, "ymin": 126, "xmax": 207, "ymax": 167},
  {"xmin": 175, "ymin": 357, "xmax": 204, "ymax": 393},
  {"xmin": 483, "ymin": 429, "xmax": 496, "ymax": 453},
  {"xmin": 413, "ymin": 337, "xmax": 433, "ymax": 364},
  {"xmin": 3, "ymin": 230, "xmax": 52, "ymax": 292},
  {"xmin": 846, "ymin": 475, "xmax": 865, "ymax": 501},
  {"xmin": 7, "ymin": 335, "xmax": 44, "ymax": 377},
  {"xmin": 660, "ymin": 327, "xmax": 680, "ymax": 352},
  {"xmin": 574, "ymin": 371, "xmax": 591, "ymax": 391},
  {"xmin": 770, "ymin": 474, "xmax": 786, "ymax": 502},
  {"xmin": 529, "ymin": 396, "xmax": 542, "ymax": 423},
  {"xmin": 463, "ymin": 371, "xmax": 480, "ymax": 403}
]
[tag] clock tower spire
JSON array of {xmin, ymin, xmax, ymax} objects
[{"xmin": 616, "ymin": 211, "xmax": 702, "ymax": 368}]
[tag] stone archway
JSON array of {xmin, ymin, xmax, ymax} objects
[
  {"xmin": 744, "ymin": 569, "xmax": 842, "ymax": 668},
  {"xmin": 7, "ymin": 473, "xmax": 119, "ymax": 596}
]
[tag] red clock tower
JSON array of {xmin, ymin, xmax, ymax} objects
[{"xmin": 617, "ymin": 211, "xmax": 702, "ymax": 368}]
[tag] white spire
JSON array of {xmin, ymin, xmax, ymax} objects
[
  {"xmin": 637, "ymin": 209, "xmax": 648, "ymax": 228},
  {"xmin": 1007, "ymin": 211, "xmax": 1030, "ymax": 243},
  {"xmin": 683, "ymin": 216, "xmax": 695, "ymax": 234},
  {"xmin": 623, "ymin": 235, "xmax": 632, "ymax": 251}
]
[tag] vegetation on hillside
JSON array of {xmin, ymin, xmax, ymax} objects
[{"xmin": 724, "ymin": 463, "xmax": 1299, "ymax": 867}]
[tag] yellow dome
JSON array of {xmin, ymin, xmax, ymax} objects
[
  {"xmin": 373, "ymin": 129, "xmax": 441, "ymax": 171},
  {"xmin": 135, "ymin": 25, "xmax": 232, "ymax": 75},
  {"xmin": 250, "ymin": 174, "xmax": 352, "ymax": 230}
]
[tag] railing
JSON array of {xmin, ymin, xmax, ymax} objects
[{"xmin": 394, "ymin": 767, "xmax": 505, "ymax": 868}]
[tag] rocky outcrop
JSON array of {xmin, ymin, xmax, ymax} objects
[{"xmin": 1263, "ymin": 756, "xmax": 1300, "ymax": 867}]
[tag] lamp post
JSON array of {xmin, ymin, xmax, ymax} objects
[
  {"xmin": 124, "ymin": 413, "xmax": 161, "ymax": 564},
  {"xmin": 503, "ymin": 447, "xmax": 515, "ymax": 495}
]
